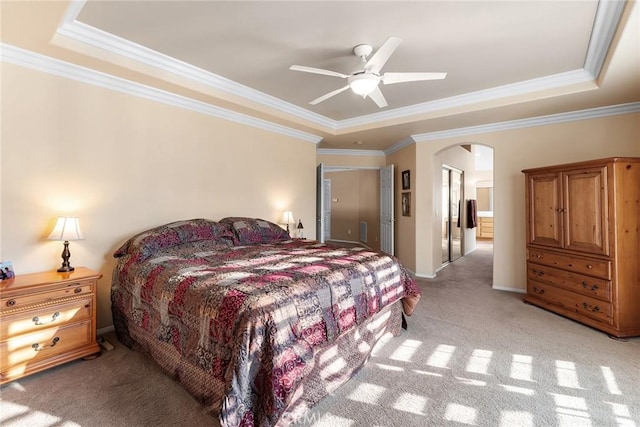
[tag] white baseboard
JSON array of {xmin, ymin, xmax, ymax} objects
[{"xmin": 492, "ymin": 285, "xmax": 527, "ymax": 294}]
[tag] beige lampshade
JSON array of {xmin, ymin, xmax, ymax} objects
[
  {"xmin": 280, "ymin": 211, "xmax": 294, "ymax": 225},
  {"xmin": 47, "ymin": 217, "xmax": 84, "ymax": 241}
]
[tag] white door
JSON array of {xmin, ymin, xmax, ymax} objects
[
  {"xmin": 380, "ymin": 165, "xmax": 394, "ymax": 255},
  {"xmin": 316, "ymin": 163, "xmax": 325, "ymax": 243},
  {"xmin": 323, "ymin": 179, "xmax": 331, "ymax": 241}
]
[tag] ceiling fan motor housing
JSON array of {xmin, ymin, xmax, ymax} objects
[{"xmin": 353, "ymin": 44, "xmax": 373, "ymax": 59}]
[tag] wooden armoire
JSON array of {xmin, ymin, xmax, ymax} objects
[{"xmin": 522, "ymin": 157, "xmax": 640, "ymax": 338}]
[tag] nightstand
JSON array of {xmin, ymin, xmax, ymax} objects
[{"xmin": 0, "ymin": 267, "xmax": 102, "ymax": 384}]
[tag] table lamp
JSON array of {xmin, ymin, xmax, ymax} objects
[
  {"xmin": 280, "ymin": 211, "xmax": 294, "ymax": 233},
  {"xmin": 47, "ymin": 217, "xmax": 84, "ymax": 272}
]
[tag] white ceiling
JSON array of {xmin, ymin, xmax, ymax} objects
[{"xmin": 2, "ymin": 1, "xmax": 639, "ymax": 151}]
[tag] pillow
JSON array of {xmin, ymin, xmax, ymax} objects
[
  {"xmin": 219, "ymin": 217, "xmax": 290, "ymax": 245},
  {"xmin": 114, "ymin": 219, "xmax": 237, "ymax": 260}
]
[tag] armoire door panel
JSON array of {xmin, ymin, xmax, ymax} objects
[
  {"xmin": 528, "ymin": 172, "xmax": 563, "ymax": 248},
  {"xmin": 563, "ymin": 166, "xmax": 609, "ymax": 256}
]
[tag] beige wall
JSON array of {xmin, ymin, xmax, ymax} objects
[
  {"xmin": 415, "ymin": 112, "xmax": 640, "ymax": 291},
  {"xmin": 1, "ymin": 63, "xmax": 317, "ymax": 329},
  {"xmin": 326, "ymin": 170, "xmax": 360, "ymax": 242},
  {"xmin": 386, "ymin": 143, "xmax": 416, "ymax": 272}
]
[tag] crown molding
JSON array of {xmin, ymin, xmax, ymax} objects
[
  {"xmin": 317, "ymin": 149, "xmax": 385, "ymax": 157},
  {"xmin": 0, "ymin": 43, "xmax": 323, "ymax": 144},
  {"xmin": 56, "ymin": 1, "xmax": 337, "ymax": 131},
  {"xmin": 409, "ymin": 102, "xmax": 640, "ymax": 144},
  {"xmin": 54, "ymin": 0, "xmax": 623, "ymax": 133},
  {"xmin": 383, "ymin": 137, "xmax": 416, "ymax": 156},
  {"xmin": 340, "ymin": 69, "xmax": 595, "ymax": 130},
  {"xmin": 584, "ymin": 0, "xmax": 627, "ymax": 77}
]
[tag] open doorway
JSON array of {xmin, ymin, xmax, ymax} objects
[
  {"xmin": 435, "ymin": 144, "xmax": 494, "ymax": 281},
  {"xmin": 316, "ymin": 165, "xmax": 393, "ymax": 253}
]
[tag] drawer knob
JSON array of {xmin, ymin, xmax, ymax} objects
[
  {"xmin": 32, "ymin": 336, "xmax": 60, "ymax": 352},
  {"xmin": 536, "ymin": 254, "xmax": 543, "ymax": 258},
  {"xmin": 74, "ymin": 287, "xmax": 82, "ymax": 294},
  {"xmin": 581, "ymin": 282, "xmax": 599, "ymax": 291},
  {"xmin": 582, "ymin": 303, "xmax": 600, "ymax": 312},
  {"xmin": 586, "ymin": 265, "xmax": 593, "ymax": 269},
  {"xmin": 533, "ymin": 286, "xmax": 545, "ymax": 295},
  {"xmin": 6, "ymin": 299, "xmax": 16, "ymax": 307},
  {"xmin": 32, "ymin": 312, "xmax": 60, "ymax": 326}
]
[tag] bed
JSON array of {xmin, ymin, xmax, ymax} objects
[{"xmin": 111, "ymin": 218, "xmax": 421, "ymax": 426}]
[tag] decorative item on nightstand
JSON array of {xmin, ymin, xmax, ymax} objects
[
  {"xmin": 280, "ymin": 211, "xmax": 294, "ymax": 234},
  {"xmin": 297, "ymin": 219, "xmax": 304, "ymax": 239},
  {"xmin": 47, "ymin": 217, "xmax": 84, "ymax": 272}
]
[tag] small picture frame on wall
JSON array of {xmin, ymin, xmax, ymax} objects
[
  {"xmin": 402, "ymin": 170, "xmax": 411, "ymax": 190},
  {"xmin": 0, "ymin": 261, "xmax": 15, "ymax": 281},
  {"xmin": 402, "ymin": 192, "xmax": 411, "ymax": 217}
]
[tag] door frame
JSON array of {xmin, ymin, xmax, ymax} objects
[{"xmin": 317, "ymin": 165, "xmax": 388, "ymax": 249}]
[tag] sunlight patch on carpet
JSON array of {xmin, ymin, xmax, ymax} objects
[
  {"xmin": 347, "ymin": 382, "xmax": 386, "ymax": 404},
  {"xmin": 510, "ymin": 354, "xmax": 535, "ymax": 382},
  {"xmin": 466, "ymin": 349, "xmax": 493, "ymax": 375},
  {"xmin": 499, "ymin": 410, "xmax": 534, "ymax": 427},
  {"xmin": 555, "ymin": 360, "xmax": 583, "ymax": 389},
  {"xmin": 392, "ymin": 392, "xmax": 427, "ymax": 415},
  {"xmin": 444, "ymin": 403, "xmax": 477, "ymax": 424},
  {"xmin": 601, "ymin": 366, "xmax": 622, "ymax": 395},
  {"xmin": 426, "ymin": 344, "xmax": 455, "ymax": 369}
]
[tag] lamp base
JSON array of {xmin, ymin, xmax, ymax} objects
[{"xmin": 57, "ymin": 240, "xmax": 74, "ymax": 273}]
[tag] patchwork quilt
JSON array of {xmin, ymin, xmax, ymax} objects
[{"xmin": 112, "ymin": 233, "xmax": 420, "ymax": 426}]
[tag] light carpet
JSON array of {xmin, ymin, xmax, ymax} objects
[{"xmin": 2, "ymin": 243, "xmax": 638, "ymax": 426}]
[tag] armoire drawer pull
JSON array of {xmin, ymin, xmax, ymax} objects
[
  {"xmin": 586, "ymin": 265, "xmax": 593, "ymax": 269},
  {"xmin": 6, "ymin": 299, "xmax": 16, "ymax": 307},
  {"xmin": 581, "ymin": 282, "xmax": 599, "ymax": 291},
  {"xmin": 32, "ymin": 312, "xmax": 60, "ymax": 325},
  {"xmin": 582, "ymin": 303, "xmax": 600, "ymax": 312},
  {"xmin": 533, "ymin": 286, "xmax": 545, "ymax": 295},
  {"xmin": 532, "ymin": 269, "xmax": 544, "ymax": 277},
  {"xmin": 32, "ymin": 337, "xmax": 60, "ymax": 351}
]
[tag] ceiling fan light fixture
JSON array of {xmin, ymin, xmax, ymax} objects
[{"xmin": 348, "ymin": 74, "xmax": 380, "ymax": 97}]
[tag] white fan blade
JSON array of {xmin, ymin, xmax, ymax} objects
[
  {"xmin": 290, "ymin": 65, "xmax": 349, "ymax": 79},
  {"xmin": 365, "ymin": 37, "xmax": 402, "ymax": 73},
  {"xmin": 310, "ymin": 85, "xmax": 350, "ymax": 105},
  {"xmin": 383, "ymin": 72, "xmax": 447, "ymax": 85},
  {"xmin": 367, "ymin": 86, "xmax": 388, "ymax": 108}
]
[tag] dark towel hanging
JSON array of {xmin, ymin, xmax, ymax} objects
[{"xmin": 467, "ymin": 199, "xmax": 478, "ymax": 229}]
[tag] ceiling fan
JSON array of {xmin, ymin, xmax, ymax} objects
[{"xmin": 289, "ymin": 37, "xmax": 446, "ymax": 108}]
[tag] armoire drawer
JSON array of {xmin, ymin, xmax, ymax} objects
[
  {"xmin": 528, "ymin": 280, "xmax": 613, "ymax": 325},
  {"xmin": 527, "ymin": 263, "xmax": 611, "ymax": 302},
  {"xmin": 527, "ymin": 248, "xmax": 610, "ymax": 280}
]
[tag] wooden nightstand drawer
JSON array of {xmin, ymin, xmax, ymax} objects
[
  {"xmin": 1, "ymin": 282, "xmax": 94, "ymax": 312},
  {"xmin": 0, "ymin": 267, "xmax": 101, "ymax": 384},
  {"xmin": 0, "ymin": 297, "xmax": 92, "ymax": 340},
  {"xmin": 0, "ymin": 320, "xmax": 93, "ymax": 373}
]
